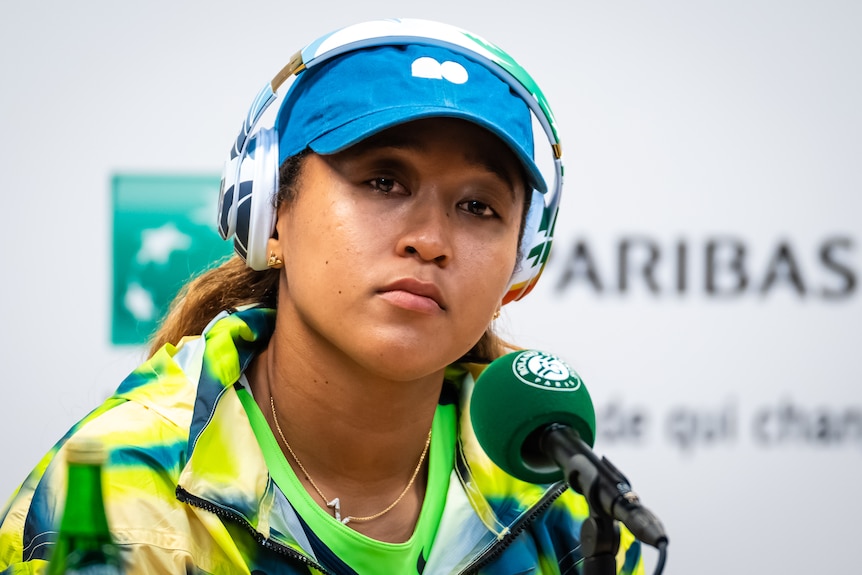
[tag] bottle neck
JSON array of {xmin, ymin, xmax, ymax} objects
[{"xmin": 60, "ymin": 461, "xmax": 111, "ymax": 537}]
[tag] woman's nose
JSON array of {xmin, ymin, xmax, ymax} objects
[{"xmin": 395, "ymin": 204, "xmax": 453, "ymax": 265}]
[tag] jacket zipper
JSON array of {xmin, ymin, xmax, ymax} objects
[
  {"xmin": 176, "ymin": 486, "xmax": 333, "ymax": 575},
  {"xmin": 457, "ymin": 482, "xmax": 569, "ymax": 575}
]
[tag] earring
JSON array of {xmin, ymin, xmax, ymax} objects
[
  {"xmin": 267, "ymin": 251, "xmax": 283, "ymax": 268},
  {"xmin": 492, "ymin": 308, "xmax": 501, "ymax": 320}
]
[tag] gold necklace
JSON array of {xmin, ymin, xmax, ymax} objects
[{"xmin": 270, "ymin": 396, "xmax": 431, "ymax": 525}]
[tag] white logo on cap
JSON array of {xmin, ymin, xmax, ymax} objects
[{"xmin": 411, "ymin": 57, "xmax": 468, "ymax": 85}]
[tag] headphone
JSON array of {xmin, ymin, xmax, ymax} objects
[{"xmin": 217, "ymin": 18, "xmax": 563, "ymax": 304}]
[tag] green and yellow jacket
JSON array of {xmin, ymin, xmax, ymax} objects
[{"xmin": 0, "ymin": 307, "xmax": 642, "ymax": 574}]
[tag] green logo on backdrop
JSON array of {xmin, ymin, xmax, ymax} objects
[{"xmin": 112, "ymin": 174, "xmax": 233, "ymax": 345}]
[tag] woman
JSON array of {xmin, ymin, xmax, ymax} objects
[{"xmin": 0, "ymin": 19, "xmax": 643, "ymax": 574}]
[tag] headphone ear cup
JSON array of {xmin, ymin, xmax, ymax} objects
[
  {"xmin": 234, "ymin": 127, "xmax": 280, "ymax": 271},
  {"xmin": 505, "ymin": 189, "xmax": 552, "ymax": 303},
  {"xmin": 217, "ymin": 158, "xmax": 240, "ymax": 240}
]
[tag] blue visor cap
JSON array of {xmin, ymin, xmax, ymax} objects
[{"xmin": 275, "ymin": 44, "xmax": 546, "ymax": 194}]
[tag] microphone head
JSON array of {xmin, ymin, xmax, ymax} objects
[{"xmin": 470, "ymin": 349, "xmax": 595, "ymax": 484}]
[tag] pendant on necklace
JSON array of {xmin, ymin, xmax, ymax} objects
[{"xmin": 327, "ymin": 497, "xmax": 351, "ymax": 524}]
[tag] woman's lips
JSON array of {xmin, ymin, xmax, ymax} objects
[{"xmin": 378, "ymin": 279, "xmax": 445, "ymax": 314}]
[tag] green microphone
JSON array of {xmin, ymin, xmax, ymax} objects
[
  {"xmin": 470, "ymin": 349, "xmax": 669, "ymax": 551},
  {"xmin": 470, "ymin": 349, "xmax": 596, "ymax": 484}
]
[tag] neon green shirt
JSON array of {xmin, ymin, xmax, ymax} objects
[{"xmin": 237, "ymin": 380, "xmax": 456, "ymax": 575}]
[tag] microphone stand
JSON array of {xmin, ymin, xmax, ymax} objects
[
  {"xmin": 578, "ymin": 509, "xmax": 620, "ymax": 575},
  {"xmin": 541, "ymin": 424, "xmax": 622, "ymax": 575}
]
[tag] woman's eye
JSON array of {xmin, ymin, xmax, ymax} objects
[
  {"xmin": 459, "ymin": 200, "xmax": 497, "ymax": 218},
  {"xmin": 368, "ymin": 177, "xmax": 400, "ymax": 195}
]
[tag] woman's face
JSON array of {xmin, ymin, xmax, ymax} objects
[{"xmin": 269, "ymin": 118, "xmax": 526, "ymax": 380}]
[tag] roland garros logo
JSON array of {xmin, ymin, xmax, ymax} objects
[{"xmin": 512, "ymin": 350, "xmax": 583, "ymax": 391}]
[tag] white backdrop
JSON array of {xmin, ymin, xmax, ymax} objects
[{"xmin": 2, "ymin": 1, "xmax": 860, "ymax": 574}]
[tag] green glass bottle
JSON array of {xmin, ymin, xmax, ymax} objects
[{"xmin": 48, "ymin": 436, "xmax": 124, "ymax": 575}]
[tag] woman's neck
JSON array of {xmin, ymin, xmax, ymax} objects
[{"xmin": 247, "ymin": 324, "xmax": 445, "ymax": 541}]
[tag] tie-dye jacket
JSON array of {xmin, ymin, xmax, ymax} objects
[{"xmin": 0, "ymin": 306, "xmax": 643, "ymax": 574}]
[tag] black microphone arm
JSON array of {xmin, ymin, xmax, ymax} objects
[{"xmin": 539, "ymin": 424, "xmax": 669, "ymax": 573}]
